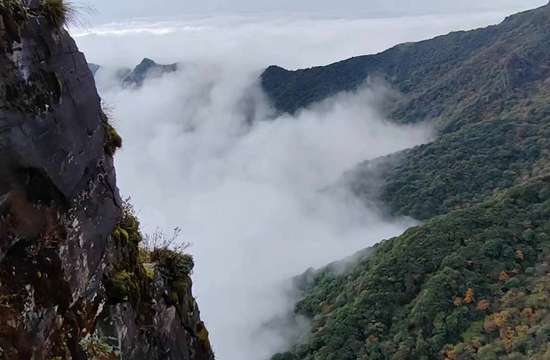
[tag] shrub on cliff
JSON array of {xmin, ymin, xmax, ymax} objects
[
  {"xmin": 107, "ymin": 200, "xmax": 195, "ymax": 308},
  {"xmin": 141, "ymin": 227, "xmax": 193, "ymax": 275},
  {"xmin": 141, "ymin": 227, "xmax": 194, "ymax": 304},
  {"xmin": 101, "ymin": 103, "xmax": 123, "ymax": 156}
]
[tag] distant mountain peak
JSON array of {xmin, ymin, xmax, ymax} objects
[
  {"xmin": 87, "ymin": 58, "xmax": 180, "ymax": 87},
  {"xmin": 88, "ymin": 63, "xmax": 100, "ymax": 76},
  {"xmin": 140, "ymin": 57, "xmax": 156, "ymax": 64},
  {"xmin": 122, "ymin": 58, "xmax": 179, "ymax": 87}
]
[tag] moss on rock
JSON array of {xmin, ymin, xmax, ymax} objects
[
  {"xmin": 151, "ymin": 248, "xmax": 194, "ymax": 280},
  {"xmin": 196, "ymin": 321, "xmax": 212, "ymax": 350},
  {"xmin": 104, "ymin": 123, "xmax": 123, "ymax": 156}
]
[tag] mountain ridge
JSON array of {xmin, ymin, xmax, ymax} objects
[
  {"xmin": 88, "ymin": 58, "xmax": 179, "ymax": 87},
  {"xmin": 268, "ymin": 3, "xmax": 550, "ymax": 360},
  {"xmin": 260, "ymin": 2, "xmax": 550, "ymax": 221},
  {"xmin": 261, "ymin": 3, "xmax": 550, "ymax": 131}
]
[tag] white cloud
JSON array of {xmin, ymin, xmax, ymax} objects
[
  {"xmin": 77, "ymin": 10, "xmax": 526, "ymax": 69},
  {"xmin": 102, "ymin": 66, "xmax": 428, "ymax": 360},
  {"xmin": 80, "ymin": 0, "xmax": 546, "ymax": 25},
  {"xmin": 84, "ymin": 10, "xmax": 521, "ymax": 359}
]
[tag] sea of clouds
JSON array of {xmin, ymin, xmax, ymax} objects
[{"xmin": 73, "ymin": 9, "xmax": 532, "ymax": 359}]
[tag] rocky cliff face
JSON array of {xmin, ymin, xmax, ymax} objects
[{"xmin": 0, "ymin": 2, "xmax": 213, "ymax": 359}]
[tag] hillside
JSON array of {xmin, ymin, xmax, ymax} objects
[
  {"xmin": 263, "ymin": 3, "xmax": 550, "ymax": 221},
  {"xmin": 266, "ymin": 3, "xmax": 550, "ymax": 360},
  {"xmin": 276, "ymin": 176, "xmax": 550, "ymax": 360},
  {"xmin": 0, "ymin": 2, "xmax": 212, "ymax": 359},
  {"xmin": 262, "ymin": 4, "xmax": 550, "ymax": 131}
]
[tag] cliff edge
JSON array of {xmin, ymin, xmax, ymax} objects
[{"xmin": 0, "ymin": 2, "xmax": 213, "ymax": 359}]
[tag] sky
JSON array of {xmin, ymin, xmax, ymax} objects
[
  {"xmin": 82, "ymin": 0, "xmax": 547, "ymax": 24},
  {"xmin": 77, "ymin": 1, "xmax": 547, "ymax": 359}
]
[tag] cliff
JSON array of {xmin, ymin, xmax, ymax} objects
[{"xmin": 0, "ymin": 1, "xmax": 213, "ymax": 359}]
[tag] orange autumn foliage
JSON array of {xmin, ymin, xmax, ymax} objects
[
  {"xmin": 454, "ymin": 297, "xmax": 462, "ymax": 307},
  {"xmin": 465, "ymin": 288, "xmax": 476, "ymax": 304},
  {"xmin": 476, "ymin": 300, "xmax": 491, "ymax": 311},
  {"xmin": 516, "ymin": 250, "xmax": 525, "ymax": 261},
  {"xmin": 499, "ymin": 271, "xmax": 510, "ymax": 282}
]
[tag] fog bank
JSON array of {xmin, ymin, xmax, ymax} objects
[
  {"xmin": 82, "ymin": 12, "xmax": 503, "ymax": 360},
  {"xmin": 99, "ymin": 66, "xmax": 428, "ymax": 359}
]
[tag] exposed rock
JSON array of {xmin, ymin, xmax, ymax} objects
[
  {"xmin": 96, "ymin": 270, "xmax": 213, "ymax": 360},
  {"xmin": 87, "ymin": 58, "xmax": 178, "ymax": 88},
  {"xmin": 122, "ymin": 58, "xmax": 179, "ymax": 87},
  {"xmin": 0, "ymin": 2, "xmax": 213, "ymax": 360},
  {"xmin": 88, "ymin": 63, "xmax": 100, "ymax": 76}
]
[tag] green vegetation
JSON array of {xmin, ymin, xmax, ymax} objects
[
  {"xmin": 0, "ymin": 0, "xmax": 80, "ymax": 31},
  {"xmin": 268, "ymin": 5, "xmax": 550, "ymax": 360},
  {"xmin": 262, "ymin": 4, "xmax": 550, "ymax": 125},
  {"xmin": 145, "ymin": 266, "xmax": 155, "ymax": 281},
  {"xmin": 101, "ymin": 107, "xmax": 123, "ymax": 156},
  {"xmin": 347, "ymin": 114, "xmax": 550, "ymax": 220},
  {"xmin": 275, "ymin": 177, "xmax": 550, "ymax": 360},
  {"xmin": 266, "ymin": 4, "xmax": 550, "ymax": 224},
  {"xmin": 105, "ymin": 200, "xmax": 195, "ymax": 309},
  {"xmin": 105, "ymin": 200, "xmax": 149, "ymax": 306},
  {"xmin": 0, "ymin": 1, "xmax": 28, "ymax": 34},
  {"xmin": 196, "ymin": 321, "xmax": 212, "ymax": 350},
  {"xmin": 448, "ymin": 274, "xmax": 550, "ymax": 359},
  {"xmin": 79, "ymin": 335, "xmax": 120, "ymax": 360},
  {"xmin": 141, "ymin": 227, "xmax": 194, "ymax": 304}
]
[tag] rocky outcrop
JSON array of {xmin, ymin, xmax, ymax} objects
[
  {"xmin": 0, "ymin": 2, "xmax": 213, "ymax": 359},
  {"xmin": 88, "ymin": 63, "xmax": 100, "ymax": 76},
  {"xmin": 97, "ymin": 269, "xmax": 213, "ymax": 360},
  {"xmin": 87, "ymin": 58, "xmax": 178, "ymax": 88},
  {"xmin": 122, "ymin": 58, "xmax": 178, "ymax": 87}
]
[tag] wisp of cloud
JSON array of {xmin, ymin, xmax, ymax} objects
[
  {"xmin": 98, "ymin": 67, "xmax": 428, "ymax": 360},
  {"xmin": 80, "ymin": 12, "xmax": 508, "ymax": 360}
]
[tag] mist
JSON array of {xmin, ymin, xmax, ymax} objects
[
  {"xmin": 75, "ymin": 11, "xmax": 523, "ymax": 69},
  {"xmin": 82, "ymin": 0, "xmax": 546, "ymax": 25},
  {"xmin": 79, "ymin": 11, "xmax": 508, "ymax": 360}
]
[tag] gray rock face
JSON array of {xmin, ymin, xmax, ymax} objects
[
  {"xmin": 121, "ymin": 58, "xmax": 179, "ymax": 87},
  {"xmin": 97, "ymin": 270, "xmax": 213, "ymax": 360},
  {"xmin": 0, "ymin": 4, "xmax": 213, "ymax": 360},
  {"xmin": 87, "ymin": 58, "xmax": 178, "ymax": 88},
  {"xmin": 88, "ymin": 63, "xmax": 101, "ymax": 76}
]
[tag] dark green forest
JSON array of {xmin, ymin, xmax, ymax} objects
[
  {"xmin": 265, "ymin": 3, "xmax": 550, "ymax": 360},
  {"xmin": 276, "ymin": 176, "xmax": 550, "ymax": 360}
]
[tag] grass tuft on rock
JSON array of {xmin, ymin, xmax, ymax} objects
[
  {"xmin": 40, "ymin": 0, "xmax": 78, "ymax": 28},
  {"xmin": 100, "ymin": 106, "xmax": 122, "ymax": 156}
]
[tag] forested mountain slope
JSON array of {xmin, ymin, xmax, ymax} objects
[
  {"xmin": 267, "ymin": 3, "xmax": 550, "ymax": 360},
  {"xmin": 276, "ymin": 175, "xmax": 550, "ymax": 360},
  {"xmin": 262, "ymin": 4, "xmax": 550, "ymax": 131},
  {"xmin": 264, "ymin": 3, "xmax": 550, "ymax": 221}
]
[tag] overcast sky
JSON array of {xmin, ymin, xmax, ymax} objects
[{"xmin": 84, "ymin": 0, "xmax": 547, "ymax": 24}]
